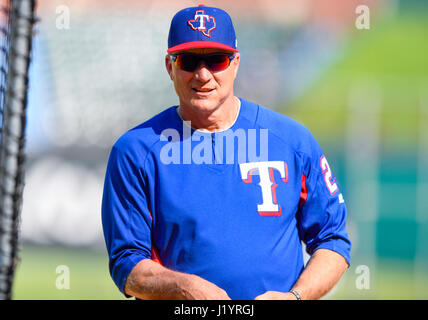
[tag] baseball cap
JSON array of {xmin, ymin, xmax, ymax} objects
[{"xmin": 167, "ymin": 5, "xmax": 238, "ymax": 53}]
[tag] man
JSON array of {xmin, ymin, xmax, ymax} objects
[{"xmin": 102, "ymin": 5, "xmax": 351, "ymax": 300}]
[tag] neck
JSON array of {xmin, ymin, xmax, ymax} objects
[{"xmin": 178, "ymin": 96, "xmax": 240, "ymax": 132}]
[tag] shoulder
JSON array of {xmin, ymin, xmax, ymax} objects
[
  {"xmin": 246, "ymin": 101, "xmax": 318, "ymax": 155},
  {"xmin": 256, "ymin": 104, "xmax": 309, "ymax": 134},
  {"xmin": 111, "ymin": 106, "xmax": 178, "ymax": 160}
]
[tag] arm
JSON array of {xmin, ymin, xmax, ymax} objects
[
  {"xmin": 255, "ymin": 248, "xmax": 348, "ymax": 300},
  {"xmin": 125, "ymin": 259, "xmax": 231, "ymax": 300},
  {"xmin": 103, "ymin": 142, "xmax": 230, "ymax": 300},
  {"xmin": 256, "ymin": 139, "xmax": 351, "ymax": 300}
]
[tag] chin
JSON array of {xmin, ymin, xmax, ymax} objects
[{"xmin": 188, "ymin": 98, "xmax": 219, "ymax": 113}]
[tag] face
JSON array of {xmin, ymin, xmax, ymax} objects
[{"xmin": 165, "ymin": 48, "xmax": 240, "ymax": 114}]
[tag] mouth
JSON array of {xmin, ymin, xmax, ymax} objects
[{"xmin": 192, "ymin": 88, "xmax": 215, "ymax": 95}]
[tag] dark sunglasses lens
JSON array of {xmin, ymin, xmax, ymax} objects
[
  {"xmin": 175, "ymin": 54, "xmax": 199, "ymax": 72},
  {"xmin": 205, "ymin": 54, "xmax": 231, "ymax": 72},
  {"xmin": 175, "ymin": 54, "xmax": 231, "ymax": 72}
]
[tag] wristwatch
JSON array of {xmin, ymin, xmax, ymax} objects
[{"xmin": 289, "ymin": 289, "xmax": 301, "ymax": 300}]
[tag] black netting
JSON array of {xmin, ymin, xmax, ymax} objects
[{"xmin": 0, "ymin": 0, "xmax": 35, "ymax": 300}]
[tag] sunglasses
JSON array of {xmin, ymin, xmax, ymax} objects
[{"xmin": 169, "ymin": 52, "xmax": 236, "ymax": 72}]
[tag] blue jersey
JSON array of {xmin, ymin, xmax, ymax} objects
[{"xmin": 101, "ymin": 98, "xmax": 351, "ymax": 300}]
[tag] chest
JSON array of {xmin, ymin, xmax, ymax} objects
[{"xmin": 152, "ymin": 153, "xmax": 304, "ymax": 231}]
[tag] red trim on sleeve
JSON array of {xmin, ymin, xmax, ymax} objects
[
  {"xmin": 298, "ymin": 173, "xmax": 308, "ymax": 208},
  {"xmin": 150, "ymin": 246, "xmax": 163, "ymax": 265},
  {"xmin": 148, "ymin": 208, "xmax": 163, "ymax": 266}
]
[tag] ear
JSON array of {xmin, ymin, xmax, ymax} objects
[
  {"xmin": 232, "ymin": 53, "xmax": 240, "ymax": 79},
  {"xmin": 165, "ymin": 55, "xmax": 174, "ymax": 80}
]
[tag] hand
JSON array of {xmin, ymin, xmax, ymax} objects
[
  {"xmin": 254, "ymin": 291, "xmax": 298, "ymax": 300},
  {"xmin": 181, "ymin": 274, "xmax": 231, "ymax": 300},
  {"xmin": 125, "ymin": 259, "xmax": 231, "ymax": 300}
]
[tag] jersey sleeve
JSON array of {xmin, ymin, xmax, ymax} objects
[
  {"xmin": 101, "ymin": 141, "xmax": 153, "ymax": 296},
  {"xmin": 297, "ymin": 134, "xmax": 351, "ymax": 266}
]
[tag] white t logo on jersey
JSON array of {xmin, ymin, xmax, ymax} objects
[{"xmin": 239, "ymin": 161, "xmax": 288, "ymax": 216}]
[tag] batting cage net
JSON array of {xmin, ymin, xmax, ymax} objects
[{"xmin": 0, "ymin": 0, "xmax": 36, "ymax": 300}]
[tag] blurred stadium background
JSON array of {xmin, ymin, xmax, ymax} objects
[{"xmin": 10, "ymin": 0, "xmax": 428, "ymax": 299}]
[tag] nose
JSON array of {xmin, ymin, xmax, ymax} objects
[{"xmin": 193, "ymin": 62, "xmax": 212, "ymax": 82}]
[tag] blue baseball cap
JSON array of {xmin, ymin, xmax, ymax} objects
[{"xmin": 167, "ymin": 5, "xmax": 238, "ymax": 53}]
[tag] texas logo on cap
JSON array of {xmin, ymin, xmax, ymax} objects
[
  {"xmin": 187, "ymin": 9, "xmax": 216, "ymax": 38},
  {"xmin": 168, "ymin": 5, "xmax": 238, "ymax": 53}
]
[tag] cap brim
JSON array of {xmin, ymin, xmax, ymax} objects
[{"xmin": 167, "ymin": 41, "xmax": 238, "ymax": 53}]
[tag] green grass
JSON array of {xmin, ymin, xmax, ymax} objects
[
  {"xmin": 13, "ymin": 244, "xmax": 126, "ymax": 300},
  {"xmin": 12, "ymin": 245, "xmax": 428, "ymax": 300},
  {"xmin": 329, "ymin": 259, "xmax": 428, "ymax": 300}
]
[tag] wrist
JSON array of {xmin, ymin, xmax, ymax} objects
[
  {"xmin": 177, "ymin": 273, "xmax": 208, "ymax": 299},
  {"xmin": 174, "ymin": 273, "xmax": 195, "ymax": 299}
]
